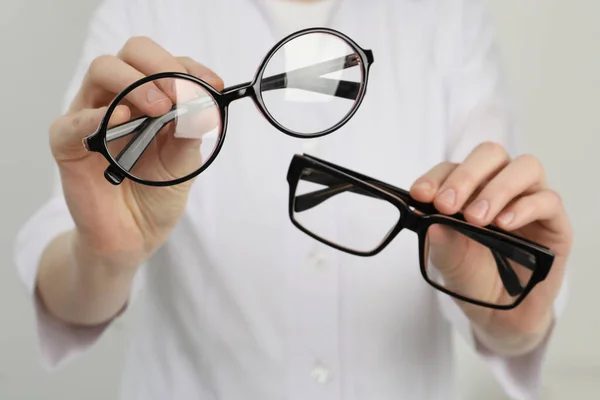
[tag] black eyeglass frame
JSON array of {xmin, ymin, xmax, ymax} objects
[
  {"xmin": 286, "ymin": 153, "xmax": 555, "ymax": 310},
  {"xmin": 82, "ymin": 27, "xmax": 374, "ymax": 187}
]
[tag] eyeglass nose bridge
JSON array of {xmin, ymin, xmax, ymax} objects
[
  {"xmin": 398, "ymin": 202, "xmax": 422, "ymax": 233},
  {"xmin": 222, "ymin": 83, "xmax": 255, "ymax": 105}
]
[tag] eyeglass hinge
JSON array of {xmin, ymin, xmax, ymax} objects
[{"xmin": 402, "ymin": 208, "xmax": 420, "ymax": 233}]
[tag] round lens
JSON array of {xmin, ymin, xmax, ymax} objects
[
  {"xmin": 105, "ymin": 77, "xmax": 222, "ymax": 183},
  {"xmin": 260, "ymin": 32, "xmax": 364, "ymax": 136}
]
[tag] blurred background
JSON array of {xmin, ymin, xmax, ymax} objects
[{"xmin": 1, "ymin": 0, "xmax": 598, "ymax": 398}]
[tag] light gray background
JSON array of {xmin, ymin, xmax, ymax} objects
[{"xmin": 1, "ymin": 0, "xmax": 598, "ymax": 399}]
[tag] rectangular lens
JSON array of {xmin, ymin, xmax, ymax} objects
[
  {"xmin": 292, "ymin": 168, "xmax": 400, "ymax": 253},
  {"xmin": 424, "ymin": 222, "xmax": 536, "ymax": 307}
]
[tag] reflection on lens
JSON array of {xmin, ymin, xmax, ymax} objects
[
  {"xmin": 260, "ymin": 32, "xmax": 363, "ymax": 135},
  {"xmin": 424, "ymin": 223, "xmax": 536, "ymax": 307},
  {"xmin": 105, "ymin": 77, "xmax": 222, "ymax": 183},
  {"xmin": 292, "ymin": 168, "xmax": 399, "ymax": 253}
]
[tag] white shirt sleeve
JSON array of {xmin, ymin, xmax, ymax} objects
[
  {"xmin": 13, "ymin": 0, "xmax": 146, "ymax": 370},
  {"xmin": 435, "ymin": 0, "xmax": 569, "ymax": 398}
]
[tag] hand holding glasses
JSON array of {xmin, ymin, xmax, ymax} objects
[
  {"xmin": 286, "ymin": 154, "xmax": 556, "ymax": 310},
  {"xmin": 82, "ymin": 28, "xmax": 374, "ymax": 186}
]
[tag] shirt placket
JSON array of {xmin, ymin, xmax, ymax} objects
[{"xmin": 288, "ymin": 202, "xmax": 342, "ymax": 400}]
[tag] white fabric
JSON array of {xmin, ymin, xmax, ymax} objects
[
  {"xmin": 263, "ymin": 0, "xmax": 337, "ymax": 36},
  {"xmin": 14, "ymin": 0, "xmax": 567, "ymax": 399}
]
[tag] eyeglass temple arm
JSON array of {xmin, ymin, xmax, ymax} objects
[
  {"xmin": 103, "ymin": 101, "xmax": 204, "ymax": 183},
  {"xmin": 260, "ymin": 54, "xmax": 363, "ymax": 100},
  {"xmin": 262, "ymin": 76, "xmax": 359, "ymax": 100},
  {"xmin": 491, "ymin": 251, "xmax": 525, "ymax": 296},
  {"xmin": 294, "ymin": 176, "xmax": 530, "ymax": 295}
]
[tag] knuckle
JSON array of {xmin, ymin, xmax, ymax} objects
[
  {"xmin": 451, "ymin": 168, "xmax": 478, "ymax": 190},
  {"xmin": 88, "ymin": 55, "xmax": 113, "ymax": 79},
  {"xmin": 431, "ymin": 161, "xmax": 457, "ymax": 178},
  {"xmin": 544, "ymin": 189, "xmax": 563, "ymax": 208},
  {"xmin": 440, "ymin": 161, "xmax": 458, "ymax": 172},
  {"xmin": 70, "ymin": 113, "xmax": 84, "ymax": 131},
  {"xmin": 518, "ymin": 154, "xmax": 544, "ymax": 179},
  {"xmin": 125, "ymin": 35, "xmax": 152, "ymax": 48},
  {"xmin": 177, "ymin": 56, "xmax": 193, "ymax": 64},
  {"xmin": 49, "ymin": 115, "xmax": 67, "ymax": 138},
  {"xmin": 120, "ymin": 36, "xmax": 152, "ymax": 57},
  {"xmin": 477, "ymin": 141, "xmax": 508, "ymax": 159},
  {"xmin": 517, "ymin": 153, "xmax": 538, "ymax": 165}
]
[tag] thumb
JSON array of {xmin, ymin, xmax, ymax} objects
[{"xmin": 50, "ymin": 105, "xmax": 130, "ymax": 162}]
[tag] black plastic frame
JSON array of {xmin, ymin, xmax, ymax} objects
[
  {"xmin": 286, "ymin": 154, "xmax": 556, "ymax": 310},
  {"xmin": 82, "ymin": 27, "xmax": 374, "ymax": 187}
]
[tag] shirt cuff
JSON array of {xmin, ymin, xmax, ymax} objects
[
  {"xmin": 33, "ymin": 291, "xmax": 113, "ymax": 370},
  {"xmin": 14, "ymin": 197, "xmax": 75, "ymax": 296},
  {"xmin": 14, "ymin": 197, "xmax": 126, "ymax": 369},
  {"xmin": 439, "ymin": 274, "xmax": 568, "ymax": 399},
  {"xmin": 473, "ymin": 320, "xmax": 555, "ymax": 400}
]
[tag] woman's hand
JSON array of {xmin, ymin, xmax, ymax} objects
[
  {"xmin": 50, "ymin": 36, "xmax": 224, "ymax": 270},
  {"xmin": 38, "ymin": 36, "xmax": 224, "ymax": 326},
  {"xmin": 410, "ymin": 142, "xmax": 572, "ymax": 355}
]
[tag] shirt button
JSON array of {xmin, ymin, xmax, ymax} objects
[
  {"xmin": 314, "ymin": 254, "xmax": 327, "ymax": 269},
  {"xmin": 310, "ymin": 362, "xmax": 332, "ymax": 384},
  {"xmin": 308, "ymin": 251, "xmax": 327, "ymax": 270}
]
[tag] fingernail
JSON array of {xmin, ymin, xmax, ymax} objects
[
  {"xmin": 437, "ymin": 188, "xmax": 456, "ymax": 207},
  {"xmin": 499, "ymin": 212, "xmax": 515, "ymax": 226},
  {"xmin": 412, "ymin": 181, "xmax": 432, "ymax": 193},
  {"xmin": 469, "ymin": 199, "xmax": 489, "ymax": 220},
  {"xmin": 147, "ymin": 88, "xmax": 167, "ymax": 104}
]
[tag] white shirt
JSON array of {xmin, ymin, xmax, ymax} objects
[
  {"xmin": 14, "ymin": 0, "xmax": 567, "ymax": 399},
  {"xmin": 264, "ymin": 0, "xmax": 337, "ymax": 36}
]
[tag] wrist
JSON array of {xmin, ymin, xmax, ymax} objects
[
  {"xmin": 70, "ymin": 229, "xmax": 142, "ymax": 283},
  {"xmin": 471, "ymin": 310, "xmax": 554, "ymax": 356},
  {"xmin": 35, "ymin": 229, "xmax": 141, "ymax": 327}
]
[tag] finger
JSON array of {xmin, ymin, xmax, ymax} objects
[
  {"xmin": 118, "ymin": 37, "xmax": 222, "ymax": 103},
  {"xmin": 464, "ymin": 154, "xmax": 546, "ymax": 225},
  {"xmin": 170, "ymin": 76, "xmax": 213, "ymax": 104},
  {"xmin": 50, "ymin": 105, "xmax": 131, "ymax": 162},
  {"xmin": 119, "ymin": 36, "xmax": 187, "ymax": 76},
  {"xmin": 169, "ymin": 58, "xmax": 224, "ymax": 138},
  {"xmin": 427, "ymin": 224, "xmax": 500, "ymax": 308},
  {"xmin": 177, "ymin": 56, "xmax": 225, "ymax": 91},
  {"xmin": 127, "ymin": 121, "xmax": 203, "ymax": 184},
  {"xmin": 410, "ymin": 162, "xmax": 457, "ymax": 203},
  {"xmin": 117, "ymin": 37, "xmax": 187, "ymax": 96},
  {"xmin": 84, "ymin": 55, "xmax": 172, "ymax": 117},
  {"xmin": 158, "ymin": 124, "xmax": 204, "ymax": 179},
  {"xmin": 433, "ymin": 142, "xmax": 510, "ymax": 215},
  {"xmin": 427, "ymin": 223, "xmax": 471, "ymax": 276},
  {"xmin": 495, "ymin": 189, "xmax": 568, "ymax": 235},
  {"xmin": 173, "ymin": 105, "xmax": 221, "ymax": 139}
]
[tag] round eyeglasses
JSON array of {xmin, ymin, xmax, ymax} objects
[{"xmin": 82, "ymin": 27, "xmax": 375, "ymax": 187}]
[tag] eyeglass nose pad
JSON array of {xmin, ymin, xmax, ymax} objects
[{"xmin": 104, "ymin": 164, "xmax": 125, "ymax": 185}]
